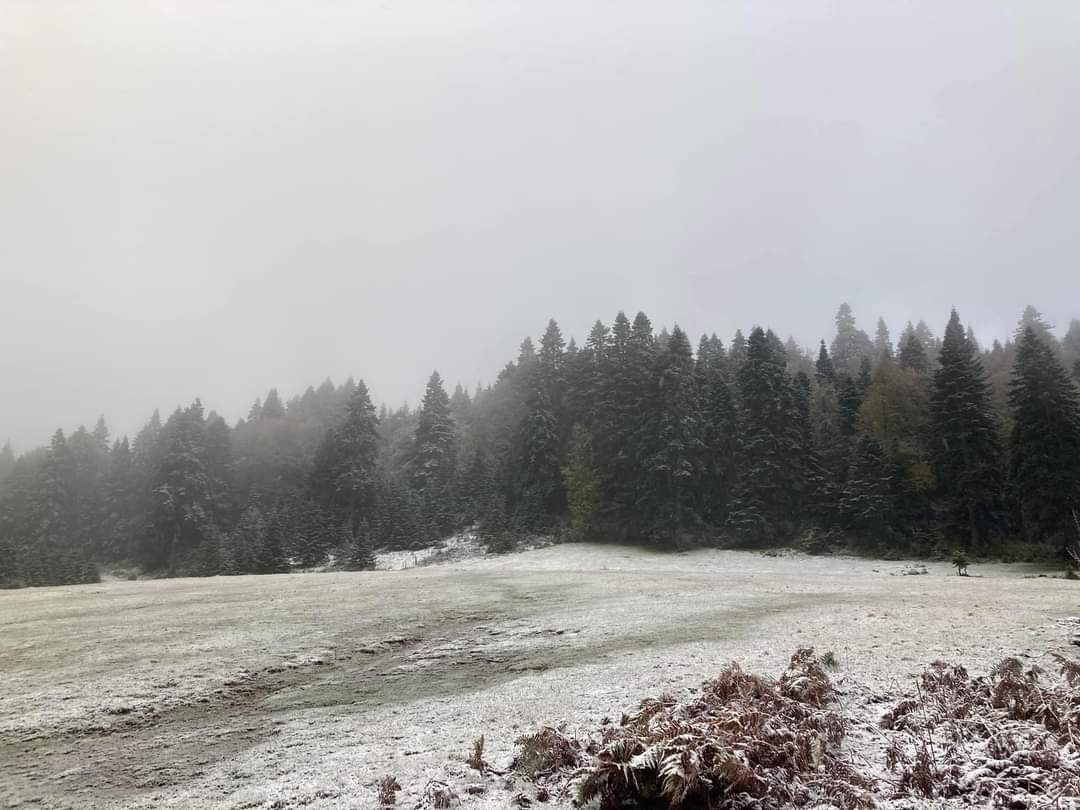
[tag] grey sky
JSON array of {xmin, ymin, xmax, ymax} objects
[{"xmin": 2, "ymin": 1, "xmax": 1079, "ymax": 452}]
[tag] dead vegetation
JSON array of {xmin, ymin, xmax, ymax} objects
[
  {"xmin": 378, "ymin": 775, "xmax": 402, "ymax": 806},
  {"xmin": 511, "ymin": 649, "xmax": 875, "ymax": 809},
  {"xmin": 503, "ymin": 648, "xmax": 1080, "ymax": 810},
  {"xmin": 467, "ymin": 735, "xmax": 487, "ymax": 773},
  {"xmin": 420, "ymin": 780, "xmax": 456, "ymax": 809},
  {"xmin": 881, "ymin": 654, "xmax": 1080, "ymax": 806},
  {"xmin": 513, "ymin": 727, "xmax": 583, "ymax": 779}
]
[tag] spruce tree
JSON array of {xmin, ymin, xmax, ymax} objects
[
  {"xmin": 839, "ymin": 436, "xmax": 894, "ymax": 542},
  {"xmin": 727, "ymin": 328, "xmax": 801, "ymax": 544},
  {"xmin": 815, "ymin": 341, "xmax": 835, "ymax": 383},
  {"xmin": 310, "ymin": 380, "xmax": 380, "ymax": 540},
  {"xmin": 874, "ymin": 317, "xmax": 893, "ymax": 361},
  {"xmin": 898, "ymin": 330, "xmax": 929, "ymax": 375},
  {"xmin": 412, "ymin": 372, "xmax": 456, "ymax": 492},
  {"xmin": 929, "ymin": 310, "xmax": 1002, "ymax": 549},
  {"xmin": 595, "ymin": 311, "xmax": 653, "ymax": 535},
  {"xmin": 561, "ymin": 424, "xmax": 600, "ymax": 540},
  {"xmin": 344, "ymin": 521, "xmax": 377, "ymax": 571},
  {"xmin": 697, "ymin": 341, "xmax": 736, "ymax": 527},
  {"xmin": 729, "ymin": 329, "xmax": 748, "ymax": 370},
  {"xmin": 1063, "ymin": 319, "xmax": 1080, "ymax": 379},
  {"xmin": 830, "ymin": 303, "xmax": 874, "ymax": 377},
  {"xmin": 639, "ymin": 326, "xmax": 702, "ymax": 544},
  {"xmin": 146, "ymin": 402, "xmax": 217, "ymax": 574},
  {"xmin": 516, "ymin": 383, "xmax": 560, "ymax": 529},
  {"xmin": 1008, "ymin": 326, "xmax": 1080, "ymax": 545},
  {"xmin": 261, "ymin": 389, "xmax": 286, "ymax": 419}
]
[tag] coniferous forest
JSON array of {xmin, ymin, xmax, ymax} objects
[{"xmin": 2, "ymin": 303, "xmax": 1080, "ymax": 588}]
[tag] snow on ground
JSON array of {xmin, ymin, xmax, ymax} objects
[
  {"xmin": 0, "ymin": 544, "xmax": 1077, "ymax": 809},
  {"xmin": 374, "ymin": 532, "xmax": 485, "ymax": 571}
]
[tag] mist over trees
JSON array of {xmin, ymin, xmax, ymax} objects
[{"xmin": 2, "ymin": 303, "xmax": 1080, "ymax": 588}]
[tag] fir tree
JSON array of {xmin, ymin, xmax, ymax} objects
[
  {"xmin": 310, "ymin": 380, "xmax": 380, "ymax": 539},
  {"xmin": 830, "ymin": 303, "xmax": 874, "ymax": 377},
  {"xmin": 344, "ymin": 521, "xmax": 377, "ymax": 571},
  {"xmin": 696, "ymin": 343, "xmax": 736, "ymax": 527},
  {"xmin": 639, "ymin": 326, "xmax": 702, "ymax": 544},
  {"xmin": 727, "ymin": 328, "xmax": 801, "ymax": 544},
  {"xmin": 261, "ymin": 389, "xmax": 286, "ymax": 419},
  {"xmin": 729, "ymin": 329, "xmax": 748, "ymax": 370},
  {"xmin": 898, "ymin": 329, "xmax": 929, "ymax": 375},
  {"xmin": 1008, "ymin": 326, "xmax": 1080, "ymax": 545},
  {"xmin": 256, "ymin": 518, "xmax": 289, "ymax": 574},
  {"xmin": 515, "ymin": 383, "xmax": 561, "ymax": 530},
  {"xmin": 562, "ymin": 425, "xmax": 600, "ymax": 540},
  {"xmin": 874, "ymin": 317, "xmax": 893, "ymax": 360},
  {"xmin": 929, "ymin": 310, "xmax": 1003, "ymax": 549},
  {"xmin": 146, "ymin": 402, "xmax": 218, "ymax": 574},
  {"xmin": 815, "ymin": 341, "xmax": 836, "ymax": 383},
  {"xmin": 412, "ymin": 371, "xmax": 456, "ymax": 495}
]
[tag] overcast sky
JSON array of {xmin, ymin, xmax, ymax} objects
[{"xmin": 2, "ymin": 1, "xmax": 1079, "ymax": 451}]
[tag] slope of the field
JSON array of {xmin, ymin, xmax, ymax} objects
[{"xmin": 1, "ymin": 545, "xmax": 1075, "ymax": 809}]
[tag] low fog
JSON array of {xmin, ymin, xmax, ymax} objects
[{"xmin": 2, "ymin": 1, "xmax": 1079, "ymax": 450}]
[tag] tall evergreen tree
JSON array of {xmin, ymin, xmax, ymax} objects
[
  {"xmin": 830, "ymin": 303, "xmax": 874, "ymax": 376},
  {"xmin": 310, "ymin": 380, "xmax": 380, "ymax": 541},
  {"xmin": 898, "ymin": 329, "xmax": 929, "ymax": 375},
  {"xmin": 411, "ymin": 371, "xmax": 457, "ymax": 535},
  {"xmin": 639, "ymin": 326, "xmax": 702, "ymax": 543},
  {"xmin": 1008, "ymin": 326, "xmax": 1080, "ymax": 546},
  {"xmin": 815, "ymin": 341, "xmax": 836, "ymax": 383},
  {"xmin": 261, "ymin": 388, "xmax": 286, "ymax": 419},
  {"xmin": 727, "ymin": 328, "xmax": 801, "ymax": 544},
  {"xmin": 874, "ymin": 317, "xmax": 893, "ymax": 360},
  {"xmin": 562, "ymin": 424, "xmax": 600, "ymax": 540},
  {"xmin": 929, "ymin": 310, "xmax": 1002, "ymax": 549},
  {"xmin": 729, "ymin": 329, "xmax": 748, "ymax": 370},
  {"xmin": 412, "ymin": 372, "xmax": 456, "ymax": 492},
  {"xmin": 0, "ymin": 441, "xmax": 14, "ymax": 485},
  {"xmin": 696, "ymin": 340, "xmax": 736, "ymax": 527},
  {"xmin": 144, "ymin": 402, "xmax": 226, "ymax": 574}
]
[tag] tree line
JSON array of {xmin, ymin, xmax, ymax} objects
[{"xmin": 1, "ymin": 303, "xmax": 1079, "ymax": 588}]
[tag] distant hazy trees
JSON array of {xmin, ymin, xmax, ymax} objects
[{"xmin": 3, "ymin": 301, "xmax": 1080, "ymax": 588}]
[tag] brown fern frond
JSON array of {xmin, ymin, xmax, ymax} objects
[{"xmin": 1051, "ymin": 652, "xmax": 1080, "ymax": 687}]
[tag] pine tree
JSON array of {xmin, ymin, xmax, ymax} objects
[
  {"xmin": 411, "ymin": 371, "xmax": 457, "ymax": 535},
  {"xmin": 830, "ymin": 303, "xmax": 874, "ymax": 377},
  {"xmin": 515, "ymin": 383, "xmax": 560, "ymax": 530},
  {"xmin": 256, "ymin": 517, "xmax": 289, "ymax": 574},
  {"xmin": 344, "ymin": 521, "xmax": 377, "ymax": 570},
  {"xmin": 639, "ymin": 326, "xmax": 702, "ymax": 544},
  {"xmin": 729, "ymin": 329, "xmax": 748, "ymax": 370},
  {"xmin": 1016, "ymin": 306, "xmax": 1057, "ymax": 349},
  {"xmin": 412, "ymin": 372, "xmax": 456, "ymax": 492},
  {"xmin": 594, "ymin": 311, "xmax": 651, "ymax": 535},
  {"xmin": 727, "ymin": 328, "xmax": 801, "ymax": 544},
  {"xmin": 312, "ymin": 380, "xmax": 380, "ymax": 538},
  {"xmin": 929, "ymin": 310, "xmax": 1003, "ymax": 549},
  {"xmin": 145, "ymin": 402, "xmax": 218, "ymax": 574},
  {"xmin": 836, "ymin": 374, "xmax": 863, "ymax": 437},
  {"xmin": 261, "ymin": 388, "xmax": 286, "ymax": 419},
  {"xmin": 874, "ymin": 317, "xmax": 893, "ymax": 360},
  {"xmin": 562, "ymin": 425, "xmax": 600, "ymax": 540},
  {"xmin": 815, "ymin": 341, "xmax": 836, "ymax": 383},
  {"xmin": 1008, "ymin": 326, "xmax": 1080, "ymax": 545},
  {"xmin": 696, "ymin": 341, "xmax": 736, "ymax": 527},
  {"xmin": 839, "ymin": 436, "xmax": 894, "ymax": 542},
  {"xmin": 898, "ymin": 329, "xmax": 929, "ymax": 375},
  {"xmin": 858, "ymin": 354, "xmax": 933, "ymax": 544},
  {"xmin": 229, "ymin": 502, "xmax": 267, "ymax": 573},
  {"xmin": 1063, "ymin": 319, "xmax": 1080, "ymax": 379}
]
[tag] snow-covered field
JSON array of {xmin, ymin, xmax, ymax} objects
[{"xmin": 1, "ymin": 545, "xmax": 1076, "ymax": 809}]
